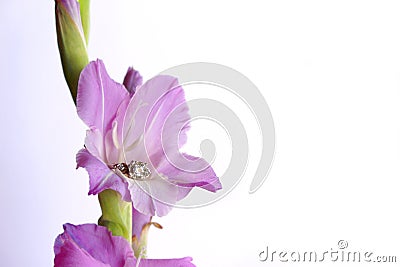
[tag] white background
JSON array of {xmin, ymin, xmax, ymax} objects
[{"xmin": 0, "ymin": 1, "xmax": 399, "ymax": 266}]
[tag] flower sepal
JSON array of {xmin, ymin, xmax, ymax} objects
[{"xmin": 98, "ymin": 189, "xmax": 132, "ymax": 245}]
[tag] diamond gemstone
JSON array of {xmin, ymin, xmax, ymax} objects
[{"xmin": 128, "ymin": 160, "xmax": 151, "ymax": 180}]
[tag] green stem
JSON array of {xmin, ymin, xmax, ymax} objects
[{"xmin": 98, "ymin": 189, "xmax": 132, "ymax": 245}]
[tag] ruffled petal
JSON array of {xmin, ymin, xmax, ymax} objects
[
  {"xmin": 127, "ymin": 177, "xmax": 182, "ymax": 217},
  {"xmin": 76, "ymin": 148, "xmax": 131, "ymax": 202},
  {"xmin": 158, "ymin": 153, "xmax": 222, "ymax": 193},
  {"xmin": 143, "ymin": 78, "xmax": 190, "ymax": 169},
  {"xmin": 77, "ymin": 59, "xmax": 129, "ymax": 136},
  {"xmin": 54, "ymin": 235, "xmax": 108, "ymax": 267},
  {"xmin": 54, "ymin": 223, "xmax": 196, "ymax": 267},
  {"xmin": 54, "ymin": 223, "xmax": 135, "ymax": 267}
]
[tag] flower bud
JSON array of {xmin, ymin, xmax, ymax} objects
[
  {"xmin": 55, "ymin": 0, "xmax": 89, "ymax": 102},
  {"xmin": 77, "ymin": 0, "xmax": 90, "ymax": 44},
  {"xmin": 123, "ymin": 67, "xmax": 143, "ymax": 94}
]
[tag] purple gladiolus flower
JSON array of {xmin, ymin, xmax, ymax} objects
[
  {"xmin": 54, "ymin": 223, "xmax": 195, "ymax": 267},
  {"xmin": 76, "ymin": 59, "xmax": 221, "ymax": 216}
]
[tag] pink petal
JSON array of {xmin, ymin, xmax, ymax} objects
[
  {"xmin": 142, "ymin": 77, "xmax": 190, "ymax": 169},
  {"xmin": 121, "ymin": 75, "xmax": 185, "ymax": 164},
  {"xmin": 54, "ymin": 235, "xmax": 108, "ymax": 267},
  {"xmin": 54, "ymin": 223, "xmax": 135, "ymax": 267},
  {"xmin": 77, "ymin": 59, "xmax": 129, "ymax": 136},
  {"xmin": 76, "ymin": 148, "xmax": 131, "ymax": 202},
  {"xmin": 158, "ymin": 153, "xmax": 222, "ymax": 193},
  {"xmin": 127, "ymin": 178, "xmax": 176, "ymax": 217},
  {"xmin": 83, "ymin": 128, "xmax": 105, "ymax": 161}
]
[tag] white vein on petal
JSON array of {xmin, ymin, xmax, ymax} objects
[
  {"xmin": 112, "ymin": 121, "xmax": 120, "ymax": 149},
  {"xmin": 96, "ymin": 62, "xmax": 106, "ymax": 158},
  {"xmin": 92, "ymin": 170, "xmax": 114, "ymax": 193}
]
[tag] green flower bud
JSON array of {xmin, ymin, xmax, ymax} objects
[
  {"xmin": 55, "ymin": 0, "xmax": 89, "ymax": 102},
  {"xmin": 77, "ymin": 0, "xmax": 90, "ymax": 45}
]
